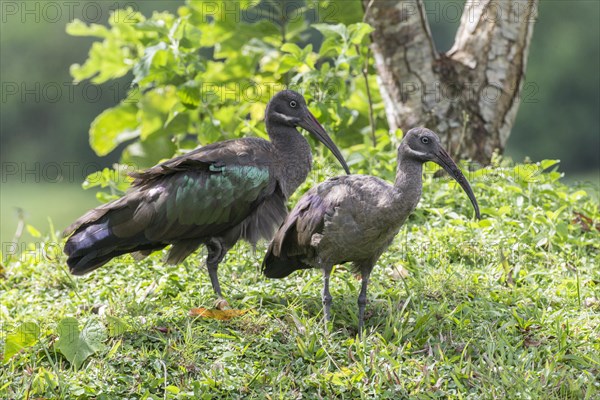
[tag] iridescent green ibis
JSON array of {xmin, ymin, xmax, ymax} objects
[
  {"xmin": 263, "ymin": 127, "xmax": 480, "ymax": 334},
  {"xmin": 64, "ymin": 90, "xmax": 350, "ymax": 308}
]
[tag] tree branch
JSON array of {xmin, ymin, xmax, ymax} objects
[
  {"xmin": 363, "ymin": 0, "xmax": 439, "ymax": 131},
  {"xmin": 365, "ymin": 0, "xmax": 538, "ymax": 164},
  {"xmin": 448, "ymin": 0, "xmax": 538, "ymax": 149}
]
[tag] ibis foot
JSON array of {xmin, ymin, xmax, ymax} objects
[{"xmin": 214, "ymin": 298, "xmax": 230, "ymax": 310}]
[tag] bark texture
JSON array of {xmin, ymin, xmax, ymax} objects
[{"xmin": 364, "ymin": 0, "xmax": 538, "ymax": 164}]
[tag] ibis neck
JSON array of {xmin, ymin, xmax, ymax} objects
[
  {"xmin": 394, "ymin": 152, "xmax": 424, "ymax": 207},
  {"xmin": 268, "ymin": 123, "xmax": 312, "ymax": 198}
]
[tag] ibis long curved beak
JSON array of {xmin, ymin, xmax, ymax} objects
[
  {"xmin": 299, "ymin": 112, "xmax": 350, "ymax": 175},
  {"xmin": 434, "ymin": 148, "xmax": 481, "ymax": 219}
]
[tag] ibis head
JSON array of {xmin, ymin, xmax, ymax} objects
[
  {"xmin": 401, "ymin": 127, "xmax": 481, "ymax": 219},
  {"xmin": 266, "ymin": 90, "xmax": 350, "ymax": 174}
]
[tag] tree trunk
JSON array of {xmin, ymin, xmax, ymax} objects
[{"xmin": 364, "ymin": 0, "xmax": 538, "ymax": 164}]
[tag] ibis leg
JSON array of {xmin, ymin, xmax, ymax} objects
[
  {"xmin": 357, "ymin": 270, "xmax": 371, "ymax": 337},
  {"xmin": 322, "ymin": 265, "xmax": 333, "ymax": 323},
  {"xmin": 206, "ymin": 239, "xmax": 230, "ymax": 309}
]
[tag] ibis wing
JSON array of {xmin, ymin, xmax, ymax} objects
[
  {"xmin": 64, "ymin": 138, "xmax": 279, "ymax": 274},
  {"xmin": 269, "ymin": 192, "xmax": 319, "ymax": 254},
  {"xmin": 65, "ymin": 138, "xmax": 276, "ymax": 237},
  {"xmin": 130, "ymin": 137, "xmax": 274, "ymax": 185},
  {"xmin": 141, "ymin": 164, "xmax": 273, "ymax": 241},
  {"xmin": 263, "ymin": 179, "xmax": 343, "ymax": 278}
]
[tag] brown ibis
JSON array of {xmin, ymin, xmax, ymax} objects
[
  {"xmin": 263, "ymin": 127, "xmax": 480, "ymax": 334},
  {"xmin": 64, "ymin": 90, "xmax": 350, "ymax": 308}
]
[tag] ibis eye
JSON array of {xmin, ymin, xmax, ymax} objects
[
  {"xmin": 289, "ymin": 100, "xmax": 297, "ymax": 108},
  {"xmin": 421, "ymin": 137, "xmax": 430, "ymax": 144}
]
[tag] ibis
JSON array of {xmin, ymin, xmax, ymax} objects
[
  {"xmin": 64, "ymin": 90, "xmax": 350, "ymax": 308},
  {"xmin": 263, "ymin": 127, "xmax": 480, "ymax": 333}
]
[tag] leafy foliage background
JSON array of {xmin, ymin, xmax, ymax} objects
[
  {"xmin": 65, "ymin": 0, "xmax": 385, "ymax": 200},
  {"xmin": 1, "ymin": 0, "xmax": 598, "ymax": 175}
]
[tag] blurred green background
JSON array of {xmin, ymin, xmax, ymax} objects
[{"xmin": 1, "ymin": 0, "xmax": 599, "ymax": 243}]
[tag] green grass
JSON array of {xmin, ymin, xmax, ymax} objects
[{"xmin": 1, "ymin": 160, "xmax": 599, "ymax": 399}]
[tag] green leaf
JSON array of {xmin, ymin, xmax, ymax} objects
[
  {"xmin": 199, "ymin": 20, "xmax": 235, "ymax": 48},
  {"xmin": 106, "ymin": 339, "xmax": 122, "ymax": 359},
  {"xmin": 177, "ymin": 81, "xmax": 201, "ymax": 108},
  {"xmin": 133, "ymin": 42, "xmax": 177, "ymax": 86},
  {"xmin": 70, "ymin": 40, "xmax": 133, "ymax": 84},
  {"xmin": 478, "ymin": 219, "xmax": 493, "ymax": 228},
  {"xmin": 348, "ymin": 23, "xmax": 374, "ymax": 45},
  {"xmin": 277, "ymin": 54, "xmax": 302, "ymax": 74},
  {"xmin": 106, "ymin": 315, "xmax": 129, "ymax": 337},
  {"xmin": 122, "ymin": 132, "xmax": 177, "ymax": 168},
  {"xmin": 135, "ymin": 19, "xmax": 170, "ymax": 35},
  {"xmin": 82, "ymin": 166, "xmax": 132, "ymax": 192},
  {"xmin": 96, "ymin": 192, "xmax": 120, "ymax": 203},
  {"xmin": 180, "ymin": 23, "xmax": 203, "ymax": 49},
  {"xmin": 514, "ymin": 164, "xmax": 541, "ymax": 183},
  {"xmin": 55, "ymin": 317, "xmax": 107, "ymax": 369},
  {"xmin": 165, "ymin": 385, "xmax": 180, "ymax": 394},
  {"xmin": 546, "ymin": 205, "xmax": 567, "ymax": 222},
  {"xmin": 281, "ymin": 42, "xmax": 303, "ymax": 58},
  {"xmin": 66, "ymin": 20, "xmax": 109, "ymax": 38},
  {"xmin": 555, "ymin": 221, "xmax": 569, "ymax": 240},
  {"xmin": 540, "ymin": 159, "xmax": 560, "ymax": 170},
  {"xmin": 313, "ymin": 23, "xmax": 348, "ymax": 41},
  {"xmin": 139, "ymin": 86, "xmax": 180, "ymax": 139},
  {"xmin": 3, "ymin": 322, "xmax": 40, "ymax": 363},
  {"xmin": 569, "ymin": 190, "xmax": 588, "ymax": 202},
  {"xmin": 319, "ymin": 36, "xmax": 341, "ymax": 56},
  {"xmin": 133, "ymin": 42, "xmax": 167, "ymax": 85},
  {"xmin": 90, "ymin": 103, "xmax": 140, "ymax": 156}
]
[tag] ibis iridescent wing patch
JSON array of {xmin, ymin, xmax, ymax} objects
[{"xmin": 164, "ymin": 165, "xmax": 271, "ymax": 226}]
